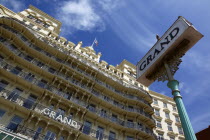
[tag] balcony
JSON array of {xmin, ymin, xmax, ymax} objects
[
  {"xmin": 0, "ymin": 85, "xmax": 155, "ymax": 137},
  {"xmin": 0, "ymin": 29, "xmax": 152, "ymax": 108},
  {"xmin": 0, "ymin": 59, "xmax": 154, "ymax": 123},
  {"xmin": 0, "ymin": 124, "xmax": 29, "ymax": 140}
]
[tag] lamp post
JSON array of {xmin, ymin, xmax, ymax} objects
[{"xmin": 164, "ymin": 62, "xmax": 197, "ymax": 140}]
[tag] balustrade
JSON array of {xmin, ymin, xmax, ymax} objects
[{"xmin": 0, "ymin": 59, "xmax": 153, "ymax": 120}]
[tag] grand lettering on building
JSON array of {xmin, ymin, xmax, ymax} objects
[{"xmin": 41, "ymin": 108, "xmax": 81, "ymax": 130}]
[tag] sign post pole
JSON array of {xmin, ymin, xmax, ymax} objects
[{"xmin": 164, "ymin": 62, "xmax": 197, "ymax": 140}]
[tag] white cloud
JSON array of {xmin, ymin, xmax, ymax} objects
[
  {"xmin": 97, "ymin": 0, "xmax": 123, "ymax": 12},
  {"xmin": 0, "ymin": 0, "xmax": 25, "ymax": 12},
  {"xmin": 57, "ymin": 0, "xmax": 105, "ymax": 35},
  {"xmin": 56, "ymin": 0, "xmax": 124, "ymax": 35}
]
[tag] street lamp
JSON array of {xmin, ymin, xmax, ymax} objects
[{"xmin": 136, "ymin": 16, "xmax": 203, "ymax": 140}]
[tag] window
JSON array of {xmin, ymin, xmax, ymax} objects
[
  {"xmin": 33, "ymin": 127, "xmax": 43, "ymax": 139},
  {"xmin": 48, "ymin": 67, "xmax": 56, "ymax": 74},
  {"xmin": 57, "ymin": 88, "xmax": 63, "ymax": 95},
  {"xmin": 44, "ymin": 130, "xmax": 56, "ymax": 140},
  {"xmin": 170, "ymin": 136, "xmax": 175, "ymax": 140},
  {"xmin": 37, "ymin": 61, "xmax": 44, "ymax": 67},
  {"xmin": 8, "ymin": 88, "xmax": 23, "ymax": 101},
  {"xmin": 155, "ymin": 109, "xmax": 160, "ymax": 116},
  {"xmin": 111, "ymin": 114, "xmax": 118, "ymax": 122},
  {"xmin": 49, "ymin": 104, "xmax": 54, "ymax": 110},
  {"xmin": 113, "ymin": 100, "xmax": 119, "ymax": 106},
  {"xmin": 68, "ymin": 113, "xmax": 73, "ymax": 120},
  {"xmin": 96, "ymin": 126, "xmax": 104, "ymax": 140},
  {"xmin": 9, "ymin": 44, "xmax": 17, "ymax": 50},
  {"xmin": 37, "ymin": 79, "xmax": 48, "ymax": 88},
  {"xmin": 35, "ymin": 19, "xmax": 42, "ymax": 24},
  {"xmin": 21, "ymin": 36, "xmax": 27, "ymax": 42},
  {"xmin": 24, "ymin": 73, "xmax": 35, "ymax": 82},
  {"xmin": 178, "ymin": 126, "xmax": 184, "ymax": 135},
  {"xmin": 173, "ymin": 105, "xmax": 177, "ymax": 111},
  {"xmin": 126, "ymin": 136, "xmax": 134, "ymax": 140},
  {"xmin": 10, "ymin": 66, "xmax": 22, "ymax": 75},
  {"xmin": 0, "ymin": 36, "xmax": 6, "ymax": 42},
  {"xmin": 100, "ymin": 109, "xmax": 107, "ymax": 118},
  {"xmin": 45, "ymin": 52, "xmax": 52, "ymax": 57},
  {"xmin": 63, "ymin": 92, "xmax": 72, "ymax": 100},
  {"xmin": 165, "ymin": 112, "xmax": 170, "ymax": 119},
  {"xmin": 57, "ymin": 108, "xmax": 65, "ymax": 116},
  {"xmin": 163, "ymin": 102, "xmax": 167, "ymax": 108},
  {"xmin": 128, "ymin": 106, "xmax": 134, "ymax": 111},
  {"xmin": 157, "ymin": 133, "xmax": 164, "ymax": 140},
  {"xmin": 146, "ymin": 127, "xmax": 152, "ymax": 133},
  {"xmin": 87, "ymin": 104, "xmax": 96, "ymax": 112},
  {"xmin": 109, "ymin": 131, "xmax": 116, "ymax": 140},
  {"xmin": 154, "ymin": 99, "xmax": 158, "ymax": 105},
  {"xmin": 0, "ymin": 54, "xmax": 4, "ymax": 60},
  {"xmin": 7, "ymin": 115, "xmax": 23, "ymax": 131},
  {"xmin": 127, "ymin": 119, "xmax": 134, "ymax": 128},
  {"xmin": 167, "ymin": 123, "xmax": 173, "ymax": 131},
  {"xmin": 34, "ymin": 46, "xmax": 42, "ymax": 52},
  {"xmin": 43, "ymin": 24, "xmax": 50, "ymax": 28},
  {"xmin": 0, "ymin": 109, "xmax": 6, "ymax": 118},
  {"xmin": 137, "ymin": 122, "xmax": 143, "ymax": 130},
  {"xmin": 24, "ymin": 55, "xmax": 34, "ymax": 62},
  {"xmin": 104, "ymin": 96, "xmax": 110, "ymax": 101},
  {"xmin": 27, "ymin": 15, "xmax": 34, "ymax": 19},
  {"xmin": 56, "ymin": 57, "xmax": 62, "ymax": 62},
  {"xmin": 23, "ymin": 94, "xmax": 37, "ymax": 109},
  {"xmin": 156, "ymin": 120, "xmax": 162, "ymax": 128},
  {"xmin": 175, "ymin": 116, "xmax": 180, "ymax": 122},
  {"xmin": 82, "ymin": 121, "xmax": 92, "ymax": 135},
  {"xmin": 29, "ymin": 23, "xmax": 34, "ymax": 28},
  {"xmin": 0, "ymin": 80, "xmax": 9, "ymax": 92},
  {"xmin": 59, "ymin": 136, "xmax": 65, "ymax": 140}
]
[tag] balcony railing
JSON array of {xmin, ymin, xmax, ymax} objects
[
  {"xmin": 0, "ymin": 25, "xmax": 152, "ymax": 107},
  {"xmin": 0, "ymin": 57, "xmax": 154, "ymax": 125},
  {"xmin": 0, "ymin": 86, "xmax": 154, "ymax": 136},
  {"xmin": 0, "ymin": 124, "xmax": 28, "ymax": 140},
  {"xmin": 1, "ymin": 17, "xmax": 151, "ymax": 98},
  {"xmin": 0, "ymin": 90, "xmax": 154, "ymax": 140},
  {"xmin": 0, "ymin": 44, "xmax": 153, "ymax": 121}
]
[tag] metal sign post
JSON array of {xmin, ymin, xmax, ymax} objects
[
  {"xmin": 136, "ymin": 16, "xmax": 203, "ymax": 140},
  {"xmin": 164, "ymin": 62, "xmax": 197, "ymax": 140}
]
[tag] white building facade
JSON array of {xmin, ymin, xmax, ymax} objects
[{"xmin": 150, "ymin": 91, "xmax": 185, "ymax": 140}]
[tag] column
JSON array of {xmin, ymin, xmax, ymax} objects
[{"xmin": 167, "ymin": 80, "xmax": 197, "ymax": 140}]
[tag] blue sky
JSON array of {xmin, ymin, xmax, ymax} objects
[{"xmin": 1, "ymin": 0, "xmax": 210, "ymax": 133}]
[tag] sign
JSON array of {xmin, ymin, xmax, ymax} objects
[
  {"xmin": 41, "ymin": 108, "xmax": 81, "ymax": 129},
  {"xmin": 136, "ymin": 16, "xmax": 203, "ymax": 86}
]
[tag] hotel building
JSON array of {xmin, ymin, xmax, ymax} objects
[
  {"xmin": 150, "ymin": 91, "xmax": 185, "ymax": 140},
  {"xmin": 0, "ymin": 4, "xmax": 157, "ymax": 140}
]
